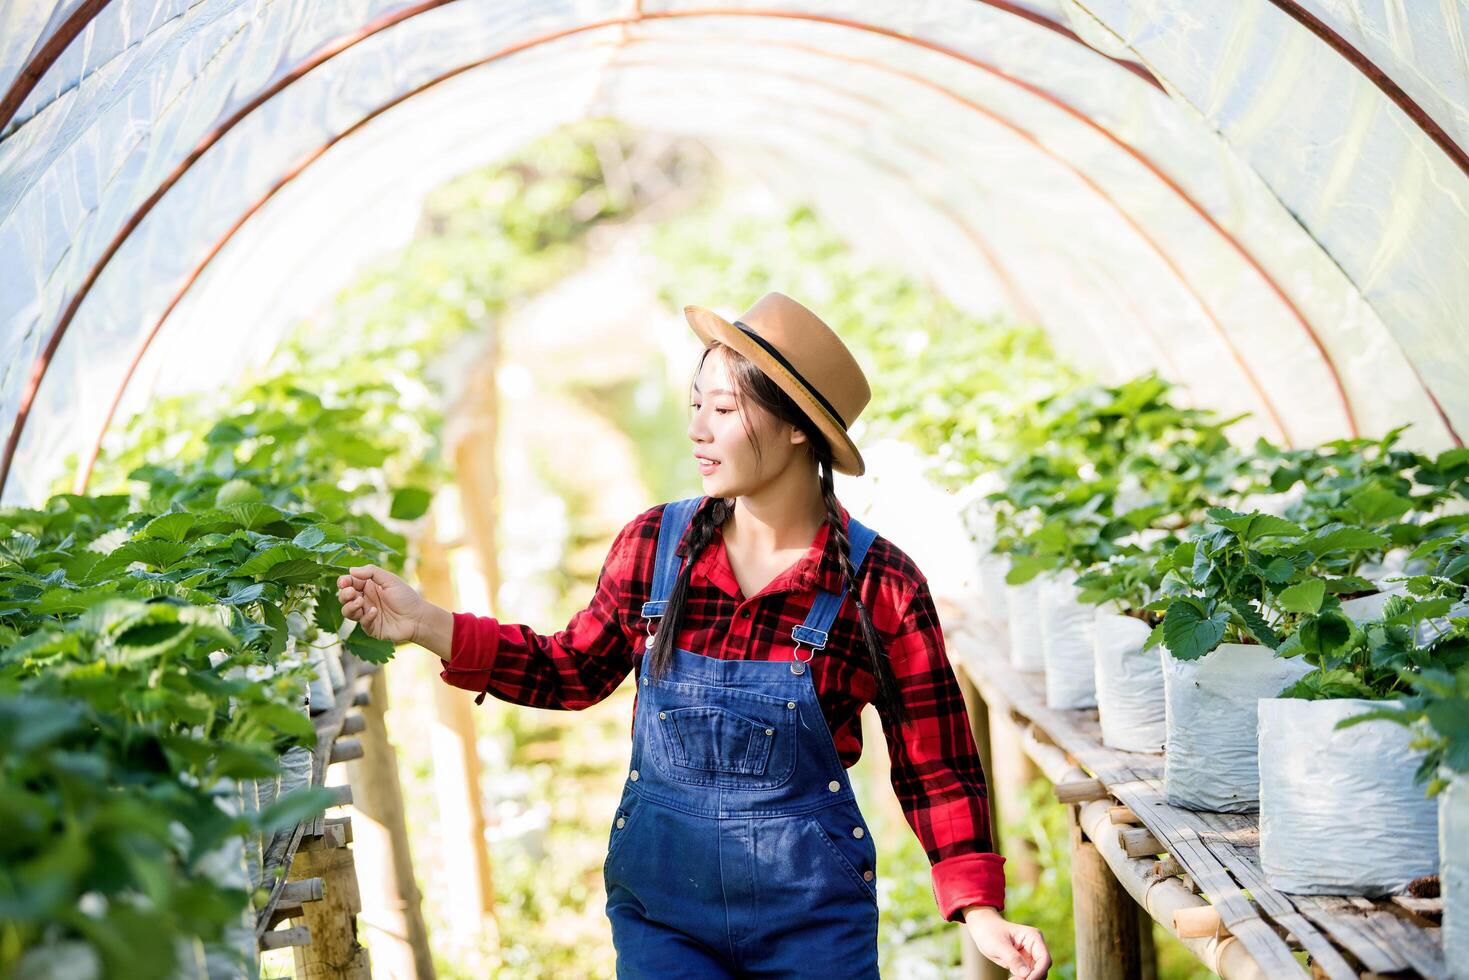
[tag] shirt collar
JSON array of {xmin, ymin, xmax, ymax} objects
[{"xmin": 687, "ymin": 497, "xmax": 853, "ymax": 599}]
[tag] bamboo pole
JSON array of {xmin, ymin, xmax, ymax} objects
[
  {"xmin": 956, "ymin": 667, "xmax": 1012, "ymax": 980},
  {"xmin": 342, "ymin": 664, "xmax": 437, "ymax": 978},
  {"xmin": 418, "ymin": 515, "xmax": 499, "ymax": 938},
  {"xmin": 451, "ymin": 350, "xmax": 502, "ymax": 599},
  {"xmin": 977, "ymin": 676, "xmax": 1042, "ymax": 887}
]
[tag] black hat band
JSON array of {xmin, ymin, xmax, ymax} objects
[{"xmin": 733, "ymin": 320, "xmax": 848, "ymax": 430}]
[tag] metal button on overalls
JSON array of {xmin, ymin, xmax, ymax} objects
[{"xmin": 602, "ymin": 496, "xmax": 882, "ymax": 978}]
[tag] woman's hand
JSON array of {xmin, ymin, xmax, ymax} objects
[
  {"xmin": 336, "ymin": 565, "xmax": 427, "ymax": 644},
  {"xmin": 964, "ymin": 906, "xmax": 1051, "ymax": 979}
]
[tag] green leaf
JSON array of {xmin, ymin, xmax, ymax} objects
[
  {"xmin": 1257, "ymin": 556, "xmax": 1297, "ymax": 584},
  {"xmin": 1296, "ymin": 612, "xmax": 1354, "ymax": 657},
  {"xmin": 1334, "ymin": 704, "xmax": 1418, "ymax": 730},
  {"xmin": 1205, "ymin": 507, "xmax": 1304, "ymax": 543},
  {"xmin": 140, "ymin": 512, "xmax": 196, "ymax": 543},
  {"xmin": 257, "ymin": 559, "xmax": 332, "ymax": 586},
  {"xmin": 314, "ymin": 586, "xmax": 344, "ymax": 635},
  {"xmin": 253, "ymin": 701, "xmax": 317, "ymax": 741},
  {"xmin": 219, "ymin": 582, "xmax": 267, "ymax": 606},
  {"xmin": 1279, "ymin": 668, "xmax": 1377, "ymax": 700},
  {"xmin": 220, "ymin": 503, "xmax": 288, "ymax": 532},
  {"xmin": 204, "ymin": 421, "xmax": 248, "ymax": 444},
  {"xmin": 1278, "ymin": 579, "xmax": 1326, "ymax": 615},
  {"xmin": 1227, "ymin": 599, "xmax": 1281, "ymax": 648},
  {"xmin": 261, "ymin": 601, "xmax": 289, "ymax": 658},
  {"xmin": 1324, "ymin": 575, "xmax": 1378, "ymax": 595},
  {"xmin": 111, "ymin": 539, "xmax": 191, "ymax": 570},
  {"xmin": 1345, "ymin": 487, "xmax": 1413, "ymax": 523},
  {"xmin": 344, "ymin": 625, "xmax": 395, "ymax": 664},
  {"xmin": 292, "ymin": 526, "xmax": 326, "ymax": 550},
  {"xmin": 1162, "ymin": 600, "xmax": 1229, "ymax": 661},
  {"xmin": 0, "ymin": 695, "xmax": 88, "ymax": 752},
  {"xmin": 1003, "ymin": 554, "xmax": 1055, "ymax": 585},
  {"xmin": 237, "ymin": 545, "xmax": 315, "ymax": 578},
  {"xmin": 1426, "ymin": 700, "xmax": 1469, "ymax": 740},
  {"xmin": 255, "ymin": 786, "xmax": 338, "ymax": 835},
  {"xmin": 1305, "ymin": 528, "xmax": 1390, "ymax": 557},
  {"xmin": 389, "ymin": 487, "xmax": 432, "ymax": 521}
]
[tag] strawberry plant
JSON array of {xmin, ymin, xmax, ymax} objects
[
  {"xmin": 1332, "ymin": 656, "xmax": 1469, "ymax": 797},
  {"xmin": 1146, "ymin": 507, "xmax": 1390, "ymax": 660},
  {"xmin": 987, "ymin": 375, "xmax": 1251, "ymax": 585},
  {"xmin": 2, "ymin": 118, "xmax": 654, "ymax": 978}
]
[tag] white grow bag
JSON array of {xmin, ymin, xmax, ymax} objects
[
  {"xmin": 978, "ymin": 551, "xmax": 1012, "ymax": 637},
  {"xmin": 1443, "ymin": 770, "xmax": 1469, "ymax": 979},
  {"xmin": 1092, "ymin": 605, "xmax": 1165, "ymax": 753},
  {"xmin": 1004, "ymin": 574, "xmax": 1046, "ymax": 673},
  {"xmin": 1258, "ymin": 697, "xmax": 1438, "ymax": 894},
  {"xmin": 1162, "ymin": 643, "xmax": 1313, "ymax": 812},
  {"xmin": 1337, "ymin": 581, "xmax": 1410, "ymax": 623},
  {"xmin": 1038, "ymin": 568, "xmax": 1096, "ymax": 709}
]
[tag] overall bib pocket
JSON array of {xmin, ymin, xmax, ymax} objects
[{"xmin": 649, "ymin": 680, "xmax": 798, "ymax": 789}]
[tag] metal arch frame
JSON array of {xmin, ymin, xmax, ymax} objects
[
  {"xmin": 59, "ymin": 13, "xmax": 1320, "ymax": 492},
  {"xmin": 73, "ymin": 39, "xmax": 1058, "ymax": 493},
  {"xmin": 0, "ymin": 0, "xmax": 1161, "ymax": 138},
  {"xmin": 65, "ymin": 21, "xmax": 1304, "ymax": 496},
  {"xmin": 5, "ymin": 0, "xmax": 1163, "ymax": 493},
  {"xmin": 0, "ymin": 0, "xmax": 114, "ymax": 135},
  {"xmin": 4, "ymin": 2, "xmax": 1443, "ymax": 493},
  {"xmin": 1265, "ymin": 0, "xmax": 1469, "ymax": 179},
  {"xmin": 607, "ymin": 40, "xmax": 1189, "ymax": 384},
  {"xmin": 11, "ymin": 0, "xmax": 1469, "ymax": 178},
  {"xmin": 71, "ymin": 36, "xmax": 1204, "ymax": 490}
]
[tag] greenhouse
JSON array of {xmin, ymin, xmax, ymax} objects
[{"xmin": 1, "ymin": 1, "xmax": 1465, "ymax": 978}]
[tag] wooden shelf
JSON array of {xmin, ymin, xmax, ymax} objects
[{"xmin": 948, "ymin": 616, "xmax": 1448, "ymax": 980}]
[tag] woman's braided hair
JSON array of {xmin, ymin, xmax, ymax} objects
[{"xmin": 643, "ymin": 343, "xmax": 910, "ymax": 728}]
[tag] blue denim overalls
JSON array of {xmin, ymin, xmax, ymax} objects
[{"xmin": 603, "ymin": 496, "xmax": 883, "ymax": 978}]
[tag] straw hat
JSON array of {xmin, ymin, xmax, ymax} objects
[{"xmin": 684, "ymin": 291, "xmax": 871, "ymax": 476}]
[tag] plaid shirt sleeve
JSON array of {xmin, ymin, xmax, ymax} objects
[
  {"xmin": 880, "ymin": 576, "xmax": 1007, "ymax": 922},
  {"xmin": 438, "ymin": 513, "xmax": 641, "ymax": 709}
]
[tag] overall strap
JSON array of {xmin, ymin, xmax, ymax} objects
[
  {"xmin": 641, "ymin": 495, "xmax": 703, "ymax": 623},
  {"xmin": 791, "ymin": 518, "xmax": 879, "ymax": 650}
]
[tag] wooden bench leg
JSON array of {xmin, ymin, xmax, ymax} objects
[{"xmin": 1070, "ymin": 802, "xmax": 1141, "ymax": 979}]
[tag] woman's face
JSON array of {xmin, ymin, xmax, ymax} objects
[{"xmin": 687, "ymin": 349, "xmax": 805, "ymax": 496}]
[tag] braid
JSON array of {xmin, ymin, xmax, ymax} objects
[
  {"xmin": 644, "ymin": 495, "xmax": 733, "ymax": 682},
  {"xmin": 819, "ymin": 462, "xmax": 911, "ymax": 729}
]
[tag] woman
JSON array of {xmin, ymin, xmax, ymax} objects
[{"xmin": 337, "ymin": 292, "xmax": 1051, "ymax": 979}]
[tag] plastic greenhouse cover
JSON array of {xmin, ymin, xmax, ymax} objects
[{"xmin": 0, "ymin": 0, "xmax": 1465, "ymax": 505}]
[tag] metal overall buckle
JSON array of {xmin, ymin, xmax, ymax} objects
[
  {"xmin": 639, "ymin": 617, "xmax": 658, "ymax": 686},
  {"xmin": 791, "ymin": 638, "xmax": 815, "ymax": 674}
]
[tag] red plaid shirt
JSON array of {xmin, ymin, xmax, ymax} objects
[{"xmin": 440, "ymin": 496, "xmax": 1006, "ymax": 921}]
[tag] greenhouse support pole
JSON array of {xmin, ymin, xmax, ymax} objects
[
  {"xmin": 419, "ymin": 516, "xmax": 501, "ymax": 936},
  {"xmin": 956, "ymin": 668, "xmax": 1013, "ymax": 980},
  {"xmin": 1069, "ymin": 800, "xmax": 1142, "ymax": 979},
  {"xmin": 343, "ymin": 665, "xmax": 437, "ymax": 979},
  {"xmin": 973, "ymin": 667, "xmax": 1041, "ymax": 888},
  {"xmin": 452, "ymin": 348, "xmax": 503, "ymax": 609}
]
